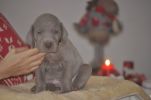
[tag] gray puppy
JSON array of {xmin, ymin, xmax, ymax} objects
[{"xmin": 26, "ymin": 13, "xmax": 92, "ymax": 93}]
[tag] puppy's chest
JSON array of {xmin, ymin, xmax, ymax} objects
[
  {"xmin": 45, "ymin": 53, "xmax": 63, "ymax": 64},
  {"xmin": 39, "ymin": 54, "xmax": 64, "ymax": 88},
  {"xmin": 43, "ymin": 53, "xmax": 64, "ymax": 75}
]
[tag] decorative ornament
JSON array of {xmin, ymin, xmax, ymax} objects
[{"xmin": 74, "ymin": 0, "xmax": 123, "ymax": 74}]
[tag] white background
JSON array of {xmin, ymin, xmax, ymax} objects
[{"xmin": 0, "ymin": 0, "xmax": 151, "ymax": 78}]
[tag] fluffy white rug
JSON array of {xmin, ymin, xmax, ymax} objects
[{"xmin": 0, "ymin": 76, "xmax": 150, "ymax": 100}]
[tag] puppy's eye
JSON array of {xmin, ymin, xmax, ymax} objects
[
  {"xmin": 53, "ymin": 30, "xmax": 59, "ymax": 34},
  {"xmin": 37, "ymin": 31, "xmax": 43, "ymax": 35}
]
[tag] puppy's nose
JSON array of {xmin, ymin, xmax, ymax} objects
[{"xmin": 44, "ymin": 41, "xmax": 53, "ymax": 49}]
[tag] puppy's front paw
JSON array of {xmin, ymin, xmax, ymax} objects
[
  {"xmin": 72, "ymin": 83, "xmax": 84, "ymax": 91},
  {"xmin": 61, "ymin": 86, "xmax": 72, "ymax": 93},
  {"xmin": 72, "ymin": 86, "xmax": 80, "ymax": 91},
  {"xmin": 31, "ymin": 85, "xmax": 45, "ymax": 93},
  {"xmin": 31, "ymin": 85, "xmax": 36, "ymax": 92},
  {"xmin": 46, "ymin": 83, "xmax": 60, "ymax": 91}
]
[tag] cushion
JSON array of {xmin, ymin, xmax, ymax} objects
[
  {"xmin": 0, "ymin": 76, "xmax": 150, "ymax": 100},
  {"xmin": 0, "ymin": 13, "xmax": 34, "ymax": 86}
]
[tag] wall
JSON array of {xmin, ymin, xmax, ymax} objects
[{"xmin": 0, "ymin": 0, "xmax": 151, "ymax": 78}]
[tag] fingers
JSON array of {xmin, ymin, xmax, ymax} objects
[
  {"xmin": 18, "ymin": 48, "xmax": 40, "ymax": 59},
  {"xmin": 16, "ymin": 58, "xmax": 44, "ymax": 76},
  {"xmin": 29, "ymin": 66, "xmax": 39, "ymax": 72},
  {"xmin": 14, "ymin": 57, "xmax": 44, "ymax": 76},
  {"xmin": 4, "ymin": 48, "xmax": 38, "ymax": 61},
  {"xmin": 28, "ymin": 57, "xmax": 44, "ymax": 68},
  {"xmin": 0, "ymin": 47, "xmax": 46, "ymax": 78},
  {"xmin": 15, "ymin": 66, "xmax": 39, "ymax": 76},
  {"xmin": 19, "ymin": 53, "xmax": 45, "ymax": 67},
  {"xmin": 15, "ymin": 47, "xmax": 29, "ymax": 53},
  {"xmin": 17, "ymin": 55, "xmax": 44, "ymax": 75}
]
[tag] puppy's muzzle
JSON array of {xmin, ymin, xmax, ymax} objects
[{"xmin": 44, "ymin": 41, "xmax": 53, "ymax": 49}]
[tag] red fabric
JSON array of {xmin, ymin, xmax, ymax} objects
[{"xmin": 0, "ymin": 13, "xmax": 34, "ymax": 86}]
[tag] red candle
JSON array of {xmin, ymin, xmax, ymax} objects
[
  {"xmin": 102, "ymin": 59, "xmax": 114, "ymax": 71},
  {"xmin": 98, "ymin": 59, "xmax": 120, "ymax": 76}
]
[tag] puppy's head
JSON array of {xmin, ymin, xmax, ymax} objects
[{"xmin": 27, "ymin": 13, "xmax": 68, "ymax": 53}]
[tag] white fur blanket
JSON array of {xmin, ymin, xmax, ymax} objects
[{"xmin": 0, "ymin": 76, "xmax": 150, "ymax": 100}]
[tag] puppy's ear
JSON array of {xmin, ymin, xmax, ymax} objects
[
  {"xmin": 60, "ymin": 23, "xmax": 68, "ymax": 43},
  {"xmin": 26, "ymin": 25, "xmax": 35, "ymax": 47}
]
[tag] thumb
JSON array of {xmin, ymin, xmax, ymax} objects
[{"xmin": 4, "ymin": 49, "xmax": 16, "ymax": 59}]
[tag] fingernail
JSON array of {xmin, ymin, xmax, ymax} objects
[
  {"xmin": 31, "ymin": 48, "xmax": 39, "ymax": 52},
  {"xmin": 31, "ymin": 66, "xmax": 39, "ymax": 71}
]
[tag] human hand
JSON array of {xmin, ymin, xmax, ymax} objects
[{"xmin": 0, "ymin": 47, "xmax": 45, "ymax": 79}]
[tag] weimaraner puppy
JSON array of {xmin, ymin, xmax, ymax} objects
[{"xmin": 26, "ymin": 13, "xmax": 92, "ymax": 93}]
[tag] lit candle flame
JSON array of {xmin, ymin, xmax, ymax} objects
[{"xmin": 105, "ymin": 59, "xmax": 111, "ymax": 66}]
